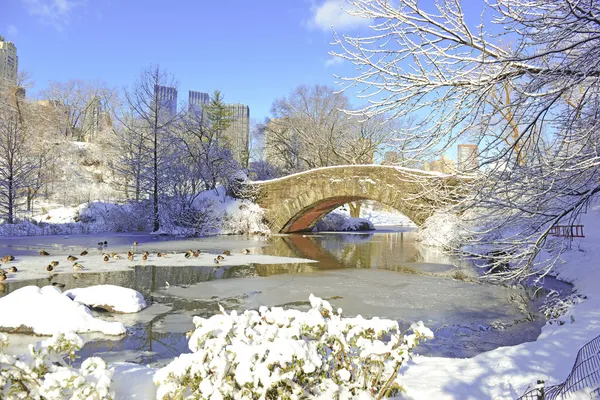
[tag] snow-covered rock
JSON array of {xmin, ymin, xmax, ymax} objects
[
  {"xmin": 0, "ymin": 286, "xmax": 126, "ymax": 335},
  {"xmin": 64, "ymin": 285, "xmax": 147, "ymax": 313}
]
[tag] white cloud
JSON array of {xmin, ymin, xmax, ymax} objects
[
  {"xmin": 6, "ymin": 25, "xmax": 18, "ymax": 37},
  {"xmin": 324, "ymin": 56, "xmax": 343, "ymax": 68},
  {"xmin": 22, "ymin": 0, "xmax": 85, "ymax": 30},
  {"xmin": 309, "ymin": 0, "xmax": 370, "ymax": 31}
]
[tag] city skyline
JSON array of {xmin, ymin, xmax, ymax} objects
[{"xmin": 0, "ymin": 0, "xmax": 380, "ymax": 124}]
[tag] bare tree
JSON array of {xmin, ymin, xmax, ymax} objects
[
  {"xmin": 110, "ymin": 107, "xmax": 150, "ymax": 201},
  {"xmin": 266, "ymin": 84, "xmax": 398, "ymax": 216},
  {"xmin": 39, "ymin": 80, "xmax": 115, "ymax": 141},
  {"xmin": 177, "ymin": 90, "xmax": 239, "ymax": 193},
  {"xmin": 267, "ymin": 85, "xmax": 353, "ymax": 171},
  {"xmin": 120, "ymin": 65, "xmax": 180, "ymax": 232},
  {"xmin": 333, "ymin": 0, "xmax": 600, "ymax": 280},
  {"xmin": 0, "ymin": 81, "xmax": 36, "ymax": 223}
]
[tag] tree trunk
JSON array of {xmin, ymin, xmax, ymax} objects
[
  {"xmin": 349, "ymin": 201, "xmax": 361, "ymax": 218},
  {"xmin": 7, "ymin": 175, "xmax": 14, "ymax": 224},
  {"xmin": 153, "ymin": 129, "xmax": 159, "ymax": 232}
]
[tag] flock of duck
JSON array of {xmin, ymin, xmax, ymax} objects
[{"xmin": 0, "ymin": 240, "xmax": 252, "ymax": 281}]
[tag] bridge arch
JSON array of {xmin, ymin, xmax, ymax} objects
[{"xmin": 248, "ymin": 165, "xmax": 459, "ymax": 233}]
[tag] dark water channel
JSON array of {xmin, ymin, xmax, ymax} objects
[{"xmin": 0, "ymin": 229, "xmax": 568, "ymax": 365}]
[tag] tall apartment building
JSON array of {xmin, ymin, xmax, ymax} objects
[
  {"xmin": 224, "ymin": 103, "xmax": 250, "ymax": 168},
  {"xmin": 188, "ymin": 90, "xmax": 209, "ymax": 117},
  {"xmin": 457, "ymin": 144, "xmax": 479, "ymax": 172},
  {"xmin": 154, "ymin": 85, "xmax": 177, "ymax": 120},
  {"xmin": 0, "ymin": 36, "xmax": 18, "ymax": 87}
]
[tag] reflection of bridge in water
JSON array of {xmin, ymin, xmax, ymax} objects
[
  {"xmin": 249, "ymin": 165, "xmax": 463, "ymax": 233},
  {"xmin": 255, "ymin": 231, "xmax": 456, "ymax": 277}
]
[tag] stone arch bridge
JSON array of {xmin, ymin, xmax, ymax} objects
[{"xmin": 246, "ymin": 165, "xmax": 463, "ymax": 233}]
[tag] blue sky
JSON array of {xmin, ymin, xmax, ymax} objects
[{"xmin": 1, "ymin": 0, "xmax": 376, "ymax": 123}]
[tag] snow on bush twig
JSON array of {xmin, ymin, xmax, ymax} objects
[
  {"xmin": 154, "ymin": 294, "xmax": 433, "ymax": 399},
  {"xmin": 0, "ymin": 332, "xmax": 114, "ymax": 399}
]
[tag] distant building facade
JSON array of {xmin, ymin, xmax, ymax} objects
[
  {"xmin": 423, "ymin": 155, "xmax": 455, "ymax": 174},
  {"xmin": 0, "ymin": 35, "xmax": 18, "ymax": 87},
  {"xmin": 457, "ymin": 144, "xmax": 479, "ymax": 172},
  {"xmin": 188, "ymin": 90, "xmax": 209, "ymax": 117},
  {"xmin": 223, "ymin": 103, "xmax": 250, "ymax": 168},
  {"xmin": 154, "ymin": 85, "xmax": 177, "ymax": 120}
]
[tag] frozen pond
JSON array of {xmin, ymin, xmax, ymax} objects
[{"xmin": 0, "ymin": 229, "xmax": 565, "ymax": 365}]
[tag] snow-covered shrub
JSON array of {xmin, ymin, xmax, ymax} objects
[
  {"xmin": 79, "ymin": 201, "xmax": 152, "ymax": 233},
  {"xmin": 540, "ymin": 291, "xmax": 585, "ymax": 324},
  {"xmin": 221, "ymin": 200, "xmax": 270, "ymax": 235},
  {"xmin": 314, "ymin": 212, "xmax": 374, "ymax": 232},
  {"xmin": 0, "ymin": 332, "xmax": 114, "ymax": 399},
  {"xmin": 154, "ymin": 294, "xmax": 433, "ymax": 399},
  {"xmin": 0, "ymin": 220, "xmax": 44, "ymax": 236},
  {"xmin": 415, "ymin": 210, "xmax": 471, "ymax": 249},
  {"xmin": 159, "ymin": 197, "xmax": 222, "ymax": 237}
]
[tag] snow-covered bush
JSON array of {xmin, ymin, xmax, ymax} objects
[
  {"xmin": 0, "ymin": 332, "xmax": 114, "ymax": 399},
  {"xmin": 79, "ymin": 201, "xmax": 153, "ymax": 233},
  {"xmin": 221, "ymin": 200, "xmax": 270, "ymax": 235},
  {"xmin": 154, "ymin": 294, "xmax": 433, "ymax": 399},
  {"xmin": 314, "ymin": 212, "xmax": 374, "ymax": 232},
  {"xmin": 159, "ymin": 197, "xmax": 222, "ymax": 237}
]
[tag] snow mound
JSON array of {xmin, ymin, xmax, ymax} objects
[
  {"xmin": 0, "ymin": 286, "xmax": 126, "ymax": 335},
  {"xmin": 64, "ymin": 285, "xmax": 147, "ymax": 313}
]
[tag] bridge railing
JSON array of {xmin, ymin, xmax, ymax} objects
[{"xmin": 548, "ymin": 225, "xmax": 585, "ymax": 238}]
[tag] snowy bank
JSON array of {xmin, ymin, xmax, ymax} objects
[
  {"xmin": 0, "ymin": 286, "xmax": 126, "ymax": 335},
  {"xmin": 64, "ymin": 285, "xmax": 147, "ymax": 313},
  {"xmin": 394, "ymin": 202, "xmax": 600, "ymax": 399},
  {"xmin": 1, "ymin": 187, "xmax": 269, "ymax": 237}
]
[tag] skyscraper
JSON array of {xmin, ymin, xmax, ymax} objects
[
  {"xmin": 154, "ymin": 85, "xmax": 177, "ymax": 120},
  {"xmin": 188, "ymin": 90, "xmax": 209, "ymax": 117},
  {"xmin": 0, "ymin": 36, "xmax": 18, "ymax": 87},
  {"xmin": 457, "ymin": 144, "xmax": 479, "ymax": 172},
  {"xmin": 224, "ymin": 103, "xmax": 250, "ymax": 168}
]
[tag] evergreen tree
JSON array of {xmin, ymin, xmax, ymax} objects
[{"xmin": 204, "ymin": 90, "xmax": 233, "ymax": 148}]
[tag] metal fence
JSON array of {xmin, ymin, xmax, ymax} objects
[{"xmin": 518, "ymin": 334, "xmax": 600, "ymax": 399}]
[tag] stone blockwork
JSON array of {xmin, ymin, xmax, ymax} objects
[{"xmin": 248, "ymin": 165, "xmax": 461, "ymax": 233}]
